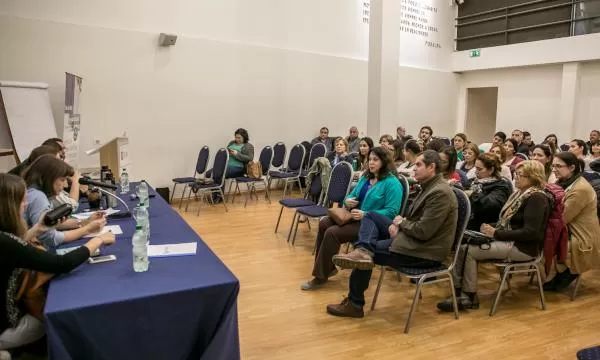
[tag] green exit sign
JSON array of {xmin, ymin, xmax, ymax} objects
[{"xmin": 469, "ymin": 49, "xmax": 481, "ymax": 58}]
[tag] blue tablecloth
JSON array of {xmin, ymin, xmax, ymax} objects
[{"xmin": 44, "ymin": 186, "xmax": 240, "ymax": 360}]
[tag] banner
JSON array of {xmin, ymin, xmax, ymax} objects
[{"xmin": 63, "ymin": 73, "xmax": 82, "ymax": 167}]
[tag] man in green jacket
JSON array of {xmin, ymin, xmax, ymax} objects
[{"xmin": 327, "ymin": 150, "xmax": 458, "ymax": 318}]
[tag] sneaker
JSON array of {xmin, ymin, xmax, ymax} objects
[
  {"xmin": 301, "ymin": 278, "xmax": 326, "ymax": 291},
  {"xmin": 436, "ymin": 293, "xmax": 479, "ymax": 312},
  {"xmin": 332, "ymin": 248, "xmax": 374, "ymax": 270},
  {"xmin": 326, "ymin": 297, "xmax": 364, "ymax": 318}
]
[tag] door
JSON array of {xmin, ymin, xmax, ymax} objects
[{"xmin": 465, "ymin": 87, "xmax": 498, "ymax": 145}]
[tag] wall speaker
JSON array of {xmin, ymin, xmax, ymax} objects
[{"xmin": 158, "ymin": 33, "xmax": 177, "ymax": 47}]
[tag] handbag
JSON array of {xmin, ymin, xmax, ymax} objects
[
  {"xmin": 246, "ymin": 161, "xmax": 262, "ymax": 179},
  {"xmin": 328, "ymin": 207, "xmax": 353, "ymax": 226},
  {"xmin": 15, "ymin": 242, "xmax": 54, "ymax": 322},
  {"xmin": 463, "ymin": 230, "xmax": 494, "ymax": 249}
]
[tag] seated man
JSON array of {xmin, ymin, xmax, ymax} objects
[{"xmin": 327, "ymin": 150, "xmax": 458, "ymax": 318}]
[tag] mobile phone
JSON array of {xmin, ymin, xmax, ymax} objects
[
  {"xmin": 88, "ymin": 255, "xmax": 117, "ymax": 264},
  {"xmin": 44, "ymin": 204, "xmax": 73, "ymax": 226}
]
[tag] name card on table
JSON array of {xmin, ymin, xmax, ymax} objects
[{"xmin": 148, "ymin": 242, "xmax": 197, "ymax": 258}]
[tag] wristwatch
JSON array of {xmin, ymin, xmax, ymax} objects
[{"xmin": 395, "ymin": 217, "xmax": 404, "ymax": 227}]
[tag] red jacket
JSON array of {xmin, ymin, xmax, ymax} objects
[{"xmin": 543, "ymin": 184, "xmax": 569, "ymax": 273}]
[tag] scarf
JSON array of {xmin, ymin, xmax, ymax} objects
[
  {"xmin": 557, "ymin": 173, "xmax": 581, "ymax": 191},
  {"xmin": 1, "ymin": 231, "xmax": 27, "ymax": 328},
  {"xmin": 496, "ymin": 187, "xmax": 542, "ymax": 231}
]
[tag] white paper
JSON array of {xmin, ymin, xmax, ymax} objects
[
  {"xmin": 72, "ymin": 208, "xmax": 120, "ymax": 220},
  {"xmin": 148, "ymin": 242, "xmax": 197, "ymax": 258},
  {"xmin": 56, "ymin": 246, "xmax": 80, "ymax": 255},
  {"xmin": 84, "ymin": 225, "xmax": 123, "ymax": 238}
]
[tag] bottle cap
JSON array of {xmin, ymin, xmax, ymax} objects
[{"xmin": 135, "ymin": 225, "xmax": 142, "ymax": 230}]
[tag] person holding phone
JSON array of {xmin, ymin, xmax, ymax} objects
[
  {"xmin": 301, "ymin": 147, "xmax": 403, "ymax": 291},
  {"xmin": 22, "ymin": 155, "xmax": 106, "ymax": 251},
  {"xmin": 0, "ymin": 173, "xmax": 115, "ymax": 352}
]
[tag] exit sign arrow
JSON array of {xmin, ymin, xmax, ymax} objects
[{"xmin": 470, "ymin": 49, "xmax": 481, "ymax": 58}]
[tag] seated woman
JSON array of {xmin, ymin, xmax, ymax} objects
[
  {"xmin": 7, "ymin": 145, "xmax": 61, "ymax": 177},
  {"xmin": 568, "ymin": 139, "xmax": 592, "ymax": 171},
  {"xmin": 352, "ymin": 137, "xmax": 374, "ymax": 181},
  {"xmin": 301, "ymin": 147, "xmax": 402, "ymax": 290},
  {"xmin": 591, "ymin": 143, "xmax": 600, "ymax": 160},
  {"xmin": 465, "ymin": 153, "xmax": 511, "ymax": 231},
  {"xmin": 326, "ymin": 137, "xmax": 352, "ymax": 167},
  {"xmin": 543, "ymin": 134, "xmax": 559, "ymax": 151},
  {"xmin": 438, "ymin": 146, "xmax": 462, "ymax": 186},
  {"xmin": 226, "ymin": 128, "xmax": 255, "ymax": 179},
  {"xmin": 547, "ymin": 152, "xmax": 600, "ymax": 291},
  {"xmin": 397, "ymin": 140, "xmax": 420, "ymax": 179},
  {"xmin": 457, "ymin": 143, "xmax": 479, "ymax": 182},
  {"xmin": 0, "ymin": 173, "xmax": 115, "ymax": 351},
  {"xmin": 489, "ymin": 144, "xmax": 515, "ymax": 180},
  {"xmin": 392, "ymin": 139, "xmax": 405, "ymax": 169},
  {"xmin": 530, "ymin": 144, "xmax": 557, "ymax": 183},
  {"xmin": 379, "ymin": 134, "xmax": 395, "ymax": 156},
  {"xmin": 453, "ymin": 133, "xmax": 468, "ymax": 161},
  {"xmin": 503, "ymin": 138, "xmax": 523, "ymax": 172},
  {"xmin": 438, "ymin": 160, "xmax": 551, "ymax": 311},
  {"xmin": 23, "ymin": 155, "xmax": 106, "ymax": 251}
]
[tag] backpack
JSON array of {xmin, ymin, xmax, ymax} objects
[
  {"xmin": 543, "ymin": 184, "xmax": 569, "ymax": 274},
  {"xmin": 589, "ymin": 178, "xmax": 600, "ymax": 219},
  {"xmin": 246, "ymin": 161, "xmax": 262, "ymax": 179}
]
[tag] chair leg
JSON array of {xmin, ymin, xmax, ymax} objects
[
  {"xmin": 185, "ymin": 188, "xmax": 194, "ymax": 212},
  {"xmin": 219, "ymin": 189, "xmax": 228, "ymax": 212},
  {"xmin": 264, "ymin": 180, "xmax": 271, "ymax": 204},
  {"xmin": 286, "ymin": 212, "xmax": 298, "ymax": 243},
  {"xmin": 244, "ymin": 183, "xmax": 251, "ymax": 208},
  {"xmin": 171, "ymin": 183, "xmax": 177, "ymax": 204},
  {"xmin": 196, "ymin": 191, "xmax": 203, "ymax": 216},
  {"xmin": 490, "ymin": 267, "xmax": 511, "ymax": 316},
  {"xmin": 275, "ymin": 206, "xmax": 284, "ymax": 233},
  {"xmin": 371, "ymin": 266, "xmax": 387, "ymax": 311},
  {"xmin": 535, "ymin": 267, "xmax": 547, "ymax": 310},
  {"xmin": 571, "ymin": 276, "xmax": 582, "ymax": 301},
  {"xmin": 178, "ymin": 185, "xmax": 189, "ymax": 209},
  {"xmin": 226, "ymin": 180, "xmax": 234, "ymax": 202},
  {"xmin": 448, "ymin": 274, "xmax": 459, "ymax": 320},
  {"xmin": 291, "ymin": 214, "xmax": 302, "ymax": 245},
  {"xmin": 404, "ymin": 279, "xmax": 424, "ymax": 334},
  {"xmin": 230, "ymin": 183, "xmax": 238, "ymax": 204},
  {"xmin": 282, "ymin": 181, "xmax": 289, "ymax": 199}
]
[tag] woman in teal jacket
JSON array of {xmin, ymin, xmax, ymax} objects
[{"xmin": 302, "ymin": 147, "xmax": 403, "ymax": 290}]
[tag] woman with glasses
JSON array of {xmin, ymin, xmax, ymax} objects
[
  {"xmin": 438, "ymin": 161, "xmax": 551, "ymax": 311},
  {"xmin": 546, "ymin": 152, "xmax": 600, "ymax": 291},
  {"xmin": 530, "ymin": 144, "xmax": 557, "ymax": 183}
]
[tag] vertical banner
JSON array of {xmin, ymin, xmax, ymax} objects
[{"xmin": 63, "ymin": 73, "xmax": 82, "ymax": 167}]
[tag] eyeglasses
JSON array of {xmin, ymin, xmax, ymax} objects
[{"xmin": 552, "ymin": 164, "xmax": 567, "ymax": 169}]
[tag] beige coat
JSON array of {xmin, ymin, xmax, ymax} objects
[{"xmin": 563, "ymin": 177, "xmax": 600, "ymax": 274}]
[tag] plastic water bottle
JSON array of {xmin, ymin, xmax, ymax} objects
[
  {"xmin": 120, "ymin": 168, "xmax": 130, "ymax": 194},
  {"xmin": 139, "ymin": 180, "xmax": 149, "ymax": 208},
  {"xmin": 135, "ymin": 203, "xmax": 150, "ymax": 243},
  {"xmin": 132, "ymin": 225, "xmax": 149, "ymax": 272}
]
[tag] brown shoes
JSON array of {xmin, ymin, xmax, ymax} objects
[
  {"xmin": 326, "ymin": 297, "xmax": 364, "ymax": 318},
  {"xmin": 332, "ymin": 248, "xmax": 374, "ymax": 270}
]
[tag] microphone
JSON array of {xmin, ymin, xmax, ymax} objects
[
  {"xmin": 79, "ymin": 177, "xmax": 118, "ymax": 190},
  {"xmin": 94, "ymin": 187, "xmax": 132, "ymax": 218}
]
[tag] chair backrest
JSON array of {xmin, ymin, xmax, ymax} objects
[
  {"xmin": 398, "ymin": 175, "xmax": 410, "ymax": 216},
  {"xmin": 448, "ymin": 188, "xmax": 471, "ymax": 271},
  {"xmin": 440, "ymin": 137, "xmax": 451, "ymax": 146},
  {"xmin": 212, "ymin": 148, "xmax": 230, "ymax": 186},
  {"xmin": 515, "ymin": 152, "xmax": 529, "ymax": 160},
  {"xmin": 272, "ymin": 142, "xmax": 286, "ymax": 168},
  {"xmin": 286, "ymin": 144, "xmax": 306, "ymax": 173},
  {"xmin": 306, "ymin": 171, "xmax": 324, "ymax": 202},
  {"xmin": 195, "ymin": 146, "xmax": 210, "ymax": 175},
  {"xmin": 307, "ymin": 143, "xmax": 327, "ymax": 169},
  {"xmin": 323, "ymin": 161, "xmax": 353, "ymax": 205},
  {"xmin": 560, "ymin": 143, "xmax": 570, "ymax": 152},
  {"xmin": 258, "ymin": 146, "xmax": 274, "ymax": 176},
  {"xmin": 301, "ymin": 141, "xmax": 312, "ymax": 168}
]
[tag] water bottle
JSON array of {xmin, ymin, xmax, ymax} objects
[
  {"xmin": 135, "ymin": 203, "xmax": 150, "ymax": 243},
  {"xmin": 120, "ymin": 168, "xmax": 130, "ymax": 194},
  {"xmin": 139, "ymin": 180, "xmax": 149, "ymax": 208},
  {"xmin": 132, "ymin": 225, "xmax": 149, "ymax": 272}
]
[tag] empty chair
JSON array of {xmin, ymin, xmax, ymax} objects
[
  {"xmin": 271, "ymin": 142, "xmax": 287, "ymax": 170},
  {"xmin": 274, "ymin": 170, "xmax": 324, "ymax": 235},
  {"xmin": 171, "ymin": 146, "xmax": 209, "ymax": 208},
  {"xmin": 288, "ymin": 161, "xmax": 353, "ymax": 245},
  {"xmin": 302, "ymin": 142, "xmax": 327, "ymax": 176},
  {"xmin": 185, "ymin": 148, "xmax": 229, "ymax": 214},
  {"xmin": 268, "ymin": 144, "xmax": 306, "ymax": 198},
  {"xmin": 230, "ymin": 146, "xmax": 274, "ymax": 208}
]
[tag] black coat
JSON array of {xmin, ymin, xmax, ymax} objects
[{"xmin": 467, "ymin": 178, "xmax": 512, "ymax": 231}]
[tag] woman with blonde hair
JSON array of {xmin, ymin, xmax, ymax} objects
[
  {"xmin": 438, "ymin": 160, "xmax": 551, "ymax": 311},
  {"xmin": 457, "ymin": 143, "xmax": 479, "ymax": 181},
  {"xmin": 327, "ymin": 137, "xmax": 352, "ymax": 166}
]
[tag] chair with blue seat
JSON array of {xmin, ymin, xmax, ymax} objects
[
  {"xmin": 185, "ymin": 148, "xmax": 229, "ymax": 214},
  {"xmin": 268, "ymin": 144, "xmax": 306, "ymax": 198},
  {"xmin": 271, "ymin": 142, "xmax": 287, "ymax": 170},
  {"xmin": 301, "ymin": 142, "xmax": 327, "ymax": 176},
  {"xmin": 274, "ymin": 171, "xmax": 324, "ymax": 235},
  {"xmin": 288, "ymin": 161, "xmax": 353, "ymax": 245},
  {"xmin": 370, "ymin": 187, "xmax": 471, "ymax": 334},
  {"xmin": 577, "ymin": 345, "xmax": 600, "ymax": 360},
  {"xmin": 230, "ymin": 146, "xmax": 274, "ymax": 208},
  {"xmin": 171, "ymin": 146, "xmax": 209, "ymax": 208}
]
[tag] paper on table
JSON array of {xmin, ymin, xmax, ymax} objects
[
  {"xmin": 148, "ymin": 242, "xmax": 197, "ymax": 258},
  {"xmin": 72, "ymin": 208, "xmax": 120, "ymax": 220},
  {"xmin": 56, "ymin": 246, "xmax": 80, "ymax": 255},
  {"xmin": 84, "ymin": 225, "xmax": 123, "ymax": 238}
]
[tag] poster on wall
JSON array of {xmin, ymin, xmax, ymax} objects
[
  {"xmin": 63, "ymin": 73, "xmax": 82, "ymax": 167},
  {"xmin": 399, "ymin": 0, "xmax": 453, "ymax": 70}
]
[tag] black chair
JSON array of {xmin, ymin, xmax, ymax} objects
[
  {"xmin": 268, "ymin": 144, "xmax": 306, "ymax": 198},
  {"xmin": 274, "ymin": 171, "xmax": 324, "ymax": 235},
  {"xmin": 301, "ymin": 143, "xmax": 327, "ymax": 176},
  {"xmin": 577, "ymin": 345, "xmax": 600, "ymax": 360},
  {"xmin": 185, "ymin": 148, "xmax": 229, "ymax": 214},
  {"xmin": 272, "ymin": 142, "xmax": 287, "ymax": 170},
  {"xmin": 171, "ymin": 146, "xmax": 209, "ymax": 208},
  {"xmin": 560, "ymin": 143, "xmax": 570, "ymax": 151},
  {"xmin": 370, "ymin": 188, "xmax": 471, "ymax": 333},
  {"xmin": 230, "ymin": 146, "xmax": 274, "ymax": 208}
]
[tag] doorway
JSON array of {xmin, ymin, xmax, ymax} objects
[{"xmin": 465, "ymin": 87, "xmax": 498, "ymax": 145}]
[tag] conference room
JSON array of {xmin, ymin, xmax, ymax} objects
[{"xmin": 1, "ymin": 0, "xmax": 600, "ymax": 359}]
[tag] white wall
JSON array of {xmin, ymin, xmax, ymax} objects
[{"xmin": 578, "ymin": 61, "xmax": 600, "ymax": 136}]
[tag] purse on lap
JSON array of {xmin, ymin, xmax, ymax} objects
[
  {"xmin": 463, "ymin": 230, "xmax": 494, "ymax": 249},
  {"xmin": 16, "ymin": 242, "xmax": 54, "ymax": 322},
  {"xmin": 328, "ymin": 207, "xmax": 353, "ymax": 226}
]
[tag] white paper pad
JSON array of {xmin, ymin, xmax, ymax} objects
[
  {"xmin": 148, "ymin": 242, "xmax": 197, "ymax": 258},
  {"xmin": 72, "ymin": 208, "xmax": 120, "ymax": 220},
  {"xmin": 84, "ymin": 225, "xmax": 123, "ymax": 238},
  {"xmin": 55, "ymin": 246, "xmax": 80, "ymax": 255}
]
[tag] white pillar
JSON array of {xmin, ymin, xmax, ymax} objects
[
  {"xmin": 558, "ymin": 62, "xmax": 581, "ymax": 140},
  {"xmin": 366, "ymin": 0, "xmax": 401, "ymax": 138}
]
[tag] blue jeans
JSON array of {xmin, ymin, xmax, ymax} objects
[{"xmin": 348, "ymin": 212, "xmax": 441, "ymax": 307}]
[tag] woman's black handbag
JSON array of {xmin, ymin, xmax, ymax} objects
[{"xmin": 463, "ymin": 230, "xmax": 494, "ymax": 249}]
